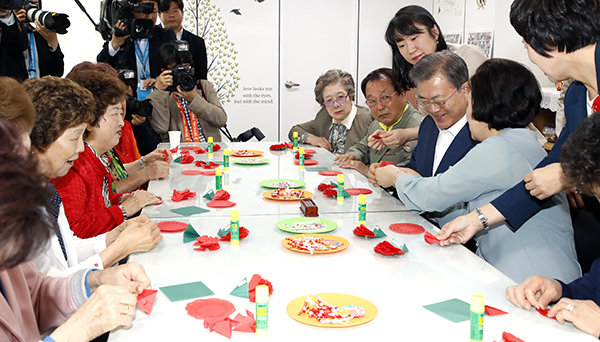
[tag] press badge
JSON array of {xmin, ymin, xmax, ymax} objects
[{"xmin": 137, "ymin": 80, "xmax": 152, "ymax": 100}]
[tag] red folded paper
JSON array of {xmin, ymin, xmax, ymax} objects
[
  {"xmin": 372, "ymin": 134, "xmax": 382, "ymax": 139},
  {"xmin": 232, "ymin": 310, "xmax": 256, "ymax": 333},
  {"xmin": 179, "ymin": 154, "xmax": 194, "ymax": 164},
  {"xmin": 322, "ymin": 188, "xmax": 337, "ymax": 196},
  {"xmin": 219, "ymin": 226, "xmax": 249, "ymax": 241},
  {"xmin": 270, "ymin": 143, "xmax": 286, "ymax": 150},
  {"xmin": 201, "ymin": 161, "xmax": 219, "ymax": 169},
  {"xmin": 318, "ymin": 183, "xmax": 335, "ymax": 191},
  {"xmin": 380, "ymin": 161, "xmax": 395, "ymax": 167},
  {"xmin": 169, "ymin": 145, "xmax": 179, "ymax": 153},
  {"xmin": 318, "ymin": 170, "xmax": 342, "ymax": 176},
  {"xmin": 345, "ymin": 188, "xmax": 373, "ymax": 195},
  {"xmin": 213, "ymin": 144, "xmax": 221, "ymax": 152},
  {"xmin": 213, "ymin": 190, "xmax": 231, "ymax": 201},
  {"xmin": 172, "ymin": 188, "xmax": 196, "ymax": 202},
  {"xmin": 353, "ymin": 224, "xmax": 375, "ymax": 238},
  {"xmin": 163, "ymin": 151, "xmax": 169, "ymax": 162},
  {"xmin": 389, "ymin": 223, "xmax": 425, "ymax": 234},
  {"xmin": 502, "ymin": 331, "xmax": 525, "ymax": 342},
  {"xmin": 137, "ymin": 289, "xmax": 158, "ymax": 315},
  {"xmin": 248, "ymin": 274, "xmax": 273, "ymax": 303},
  {"xmin": 195, "ymin": 160, "xmax": 206, "ymax": 167},
  {"xmin": 157, "ymin": 221, "xmax": 188, "ymax": 233},
  {"xmin": 536, "ymin": 307, "xmax": 557, "ymax": 320},
  {"xmin": 193, "ymin": 235, "xmax": 221, "ymax": 251},
  {"xmin": 424, "ymin": 231, "xmax": 441, "ymax": 244},
  {"xmin": 285, "ymin": 142, "xmax": 293, "ymax": 149},
  {"xmin": 485, "ymin": 305, "xmax": 508, "ymax": 316},
  {"xmin": 193, "ymin": 147, "xmax": 207, "ymax": 154},
  {"xmin": 180, "ymin": 149, "xmax": 190, "ymax": 154},
  {"xmin": 374, "ymin": 240, "xmax": 405, "ymax": 256}
]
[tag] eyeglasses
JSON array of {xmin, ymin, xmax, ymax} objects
[
  {"xmin": 365, "ymin": 92, "xmax": 397, "ymax": 107},
  {"xmin": 324, "ymin": 94, "xmax": 349, "ymax": 107},
  {"xmin": 417, "ymin": 89, "xmax": 458, "ymax": 109}
]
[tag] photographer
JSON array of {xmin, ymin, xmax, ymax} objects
[
  {"xmin": 148, "ymin": 41, "xmax": 227, "ymax": 142},
  {"xmin": 0, "ymin": 0, "xmax": 64, "ymax": 81}
]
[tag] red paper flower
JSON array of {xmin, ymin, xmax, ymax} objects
[
  {"xmin": 193, "ymin": 147, "xmax": 207, "ymax": 154},
  {"xmin": 248, "ymin": 274, "xmax": 273, "ymax": 303},
  {"xmin": 180, "ymin": 149, "xmax": 190, "ymax": 154},
  {"xmin": 180, "ymin": 154, "xmax": 194, "ymax": 164},
  {"xmin": 380, "ymin": 161, "xmax": 395, "ymax": 167},
  {"xmin": 424, "ymin": 231, "xmax": 440, "ymax": 245},
  {"xmin": 169, "ymin": 145, "xmax": 179, "ymax": 153},
  {"xmin": 213, "ymin": 190, "xmax": 231, "ymax": 201},
  {"xmin": 270, "ymin": 143, "xmax": 286, "ymax": 150},
  {"xmin": 195, "ymin": 160, "xmax": 206, "ymax": 167},
  {"xmin": 172, "ymin": 189, "xmax": 196, "ymax": 202},
  {"xmin": 353, "ymin": 224, "xmax": 375, "ymax": 238},
  {"xmin": 374, "ymin": 241, "xmax": 405, "ymax": 256},
  {"xmin": 213, "ymin": 144, "xmax": 221, "ymax": 152},
  {"xmin": 219, "ymin": 227, "xmax": 249, "ymax": 241},
  {"xmin": 322, "ymin": 188, "xmax": 337, "ymax": 196},
  {"xmin": 201, "ymin": 161, "xmax": 219, "ymax": 169},
  {"xmin": 193, "ymin": 235, "xmax": 221, "ymax": 251},
  {"xmin": 285, "ymin": 142, "xmax": 293, "ymax": 149},
  {"xmin": 317, "ymin": 183, "xmax": 335, "ymax": 191}
]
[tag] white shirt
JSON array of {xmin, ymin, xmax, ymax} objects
[
  {"xmin": 432, "ymin": 114, "xmax": 467, "ymax": 175},
  {"xmin": 586, "ymin": 90, "xmax": 597, "ymax": 117},
  {"xmin": 108, "ymin": 38, "xmax": 150, "ymax": 83}
]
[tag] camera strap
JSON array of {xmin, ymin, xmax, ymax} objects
[
  {"xmin": 198, "ymin": 80, "xmax": 207, "ymax": 101},
  {"xmin": 26, "ymin": 32, "xmax": 39, "ymax": 78}
]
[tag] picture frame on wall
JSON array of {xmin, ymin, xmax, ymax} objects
[
  {"xmin": 467, "ymin": 30, "xmax": 494, "ymax": 58},
  {"xmin": 444, "ymin": 33, "xmax": 462, "ymax": 44}
]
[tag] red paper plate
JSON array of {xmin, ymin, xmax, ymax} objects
[
  {"xmin": 186, "ymin": 298, "xmax": 236, "ymax": 320},
  {"xmin": 389, "ymin": 223, "xmax": 425, "ymax": 234},
  {"xmin": 181, "ymin": 170, "xmax": 204, "ymax": 176},
  {"xmin": 158, "ymin": 221, "xmax": 188, "ymax": 233},
  {"xmin": 294, "ymin": 159, "xmax": 318, "ymax": 166},
  {"xmin": 200, "ymin": 170, "xmax": 216, "ymax": 176},
  {"xmin": 318, "ymin": 170, "xmax": 342, "ymax": 176},
  {"xmin": 345, "ymin": 188, "xmax": 373, "ymax": 195},
  {"xmin": 305, "ymin": 149, "xmax": 316, "ymax": 153},
  {"xmin": 207, "ymin": 200, "xmax": 236, "ymax": 208}
]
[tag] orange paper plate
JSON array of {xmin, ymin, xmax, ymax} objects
[
  {"xmin": 230, "ymin": 149, "xmax": 264, "ymax": 157},
  {"xmin": 286, "ymin": 293, "xmax": 377, "ymax": 328},
  {"xmin": 262, "ymin": 189, "xmax": 313, "ymax": 201},
  {"xmin": 282, "ymin": 234, "xmax": 349, "ymax": 254}
]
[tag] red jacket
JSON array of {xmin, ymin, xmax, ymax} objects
[{"xmin": 51, "ymin": 145, "xmax": 124, "ymax": 238}]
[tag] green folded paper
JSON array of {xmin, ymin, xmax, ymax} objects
[
  {"xmin": 183, "ymin": 224, "xmax": 200, "ymax": 243},
  {"xmin": 373, "ymin": 226, "xmax": 387, "ymax": 238},
  {"xmin": 203, "ymin": 189, "xmax": 215, "ymax": 200},
  {"xmin": 170, "ymin": 206, "xmax": 210, "ymax": 216},
  {"xmin": 174, "ymin": 156, "xmax": 181, "ymax": 163},
  {"xmin": 229, "ymin": 278, "xmax": 249, "ymax": 298},
  {"xmin": 160, "ymin": 281, "xmax": 214, "ymax": 302},
  {"xmin": 423, "ymin": 298, "xmax": 470, "ymax": 323}
]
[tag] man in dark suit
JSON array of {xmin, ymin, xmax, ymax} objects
[
  {"xmin": 97, "ymin": 0, "xmax": 175, "ymax": 155},
  {"xmin": 0, "ymin": 1, "xmax": 64, "ymax": 81},
  {"xmin": 158, "ymin": 0, "xmax": 208, "ymax": 80}
]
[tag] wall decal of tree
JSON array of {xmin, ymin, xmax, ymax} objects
[{"xmin": 183, "ymin": 0, "xmax": 240, "ymax": 103}]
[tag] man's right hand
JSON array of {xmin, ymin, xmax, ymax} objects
[
  {"xmin": 110, "ymin": 20, "xmax": 130, "ymax": 51},
  {"xmin": 154, "ymin": 70, "xmax": 173, "ymax": 91}
]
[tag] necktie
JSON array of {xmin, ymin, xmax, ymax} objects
[{"xmin": 46, "ymin": 181, "xmax": 68, "ymax": 261}]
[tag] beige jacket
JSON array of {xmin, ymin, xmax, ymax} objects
[{"xmin": 148, "ymin": 80, "xmax": 227, "ymax": 142}]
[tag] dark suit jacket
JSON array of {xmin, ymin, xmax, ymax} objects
[
  {"xmin": 491, "ymin": 43, "xmax": 599, "ymax": 231},
  {"xmin": 97, "ymin": 25, "xmax": 176, "ymax": 86},
  {"xmin": 0, "ymin": 21, "xmax": 63, "ymax": 81},
  {"xmin": 181, "ymin": 29, "xmax": 207, "ymax": 80},
  {"xmin": 404, "ymin": 115, "xmax": 478, "ymax": 177}
]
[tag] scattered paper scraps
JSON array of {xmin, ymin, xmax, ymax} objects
[
  {"xmin": 389, "ymin": 223, "xmax": 425, "ymax": 234},
  {"xmin": 374, "ymin": 240, "xmax": 405, "ymax": 256},
  {"xmin": 193, "ymin": 235, "xmax": 221, "ymax": 251},
  {"xmin": 318, "ymin": 170, "xmax": 342, "ymax": 176},
  {"xmin": 179, "ymin": 154, "xmax": 194, "ymax": 164},
  {"xmin": 137, "ymin": 289, "xmax": 158, "ymax": 315},
  {"xmin": 248, "ymin": 274, "xmax": 273, "ymax": 303},
  {"xmin": 219, "ymin": 227, "xmax": 249, "ymax": 241},
  {"xmin": 183, "ymin": 224, "xmax": 200, "ymax": 243},
  {"xmin": 172, "ymin": 188, "xmax": 196, "ymax": 202},
  {"xmin": 160, "ymin": 281, "xmax": 214, "ymax": 302},
  {"xmin": 424, "ymin": 231, "xmax": 441, "ymax": 244},
  {"xmin": 170, "ymin": 206, "xmax": 210, "ymax": 216},
  {"xmin": 157, "ymin": 221, "xmax": 188, "ymax": 233}
]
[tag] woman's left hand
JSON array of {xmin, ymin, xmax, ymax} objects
[
  {"xmin": 549, "ymin": 299, "xmax": 600, "ymax": 338},
  {"xmin": 374, "ymin": 165, "xmax": 399, "ymax": 188},
  {"xmin": 86, "ymin": 262, "xmax": 151, "ymax": 294},
  {"xmin": 144, "ymin": 148, "xmax": 172, "ymax": 164}
]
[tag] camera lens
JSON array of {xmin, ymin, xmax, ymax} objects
[
  {"xmin": 178, "ymin": 73, "xmax": 196, "ymax": 92},
  {"xmin": 130, "ymin": 18, "xmax": 153, "ymax": 39}
]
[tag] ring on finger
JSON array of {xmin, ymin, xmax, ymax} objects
[
  {"xmin": 566, "ymin": 304, "xmax": 575, "ymax": 312},
  {"xmin": 124, "ymin": 304, "xmax": 129, "ymax": 314}
]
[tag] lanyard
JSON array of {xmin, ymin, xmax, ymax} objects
[
  {"xmin": 27, "ymin": 32, "xmax": 37, "ymax": 78},
  {"xmin": 134, "ymin": 40, "xmax": 150, "ymax": 79}
]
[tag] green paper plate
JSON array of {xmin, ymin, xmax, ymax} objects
[
  {"xmin": 259, "ymin": 179, "xmax": 306, "ymax": 189},
  {"xmin": 276, "ymin": 217, "xmax": 337, "ymax": 233},
  {"xmin": 232, "ymin": 157, "xmax": 270, "ymax": 165}
]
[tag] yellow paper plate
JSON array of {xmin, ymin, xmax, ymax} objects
[
  {"xmin": 282, "ymin": 234, "xmax": 349, "ymax": 254},
  {"xmin": 230, "ymin": 149, "xmax": 264, "ymax": 157},
  {"xmin": 262, "ymin": 189, "xmax": 313, "ymax": 201},
  {"xmin": 287, "ymin": 293, "xmax": 377, "ymax": 328}
]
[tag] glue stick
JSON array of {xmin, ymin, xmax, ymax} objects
[
  {"xmin": 470, "ymin": 294, "xmax": 484, "ymax": 342},
  {"xmin": 358, "ymin": 194, "xmax": 367, "ymax": 225},
  {"xmin": 215, "ymin": 168, "xmax": 222, "ymax": 190},
  {"xmin": 337, "ymin": 174, "xmax": 344, "ymax": 201},
  {"xmin": 299, "ymin": 147, "xmax": 305, "ymax": 170},
  {"xmin": 293, "ymin": 132, "xmax": 298, "ymax": 152},
  {"xmin": 208, "ymin": 137, "xmax": 214, "ymax": 157},
  {"xmin": 255, "ymin": 285, "xmax": 269, "ymax": 337},
  {"xmin": 230, "ymin": 210, "xmax": 239, "ymax": 246},
  {"xmin": 223, "ymin": 149, "xmax": 230, "ymax": 172}
]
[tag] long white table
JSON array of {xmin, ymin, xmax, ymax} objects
[{"xmin": 109, "ymin": 142, "xmax": 596, "ymax": 341}]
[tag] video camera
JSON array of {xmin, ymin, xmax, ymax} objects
[
  {"xmin": 98, "ymin": 0, "xmax": 154, "ymax": 41},
  {"xmin": 0, "ymin": 0, "xmax": 70, "ymax": 34},
  {"xmin": 167, "ymin": 41, "xmax": 196, "ymax": 92}
]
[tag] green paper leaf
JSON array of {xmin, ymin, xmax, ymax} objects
[
  {"xmin": 373, "ymin": 226, "xmax": 387, "ymax": 238},
  {"xmin": 174, "ymin": 156, "xmax": 181, "ymax": 163},
  {"xmin": 341, "ymin": 189, "xmax": 350, "ymax": 197},
  {"xmin": 217, "ymin": 226, "xmax": 231, "ymax": 237},
  {"xmin": 183, "ymin": 224, "xmax": 200, "ymax": 243},
  {"xmin": 160, "ymin": 281, "xmax": 214, "ymax": 302},
  {"xmin": 170, "ymin": 206, "xmax": 210, "ymax": 216},
  {"xmin": 229, "ymin": 278, "xmax": 249, "ymax": 298},
  {"xmin": 306, "ymin": 166, "xmax": 328, "ymax": 172},
  {"xmin": 423, "ymin": 298, "xmax": 471, "ymax": 323},
  {"xmin": 401, "ymin": 244, "xmax": 409, "ymax": 253},
  {"xmin": 203, "ymin": 189, "xmax": 215, "ymax": 200}
]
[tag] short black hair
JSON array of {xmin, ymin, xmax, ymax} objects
[
  {"xmin": 409, "ymin": 50, "xmax": 468, "ymax": 91},
  {"xmin": 510, "ymin": 0, "xmax": 600, "ymax": 57},
  {"xmin": 360, "ymin": 68, "xmax": 395, "ymax": 97},
  {"xmin": 157, "ymin": 42, "xmax": 193, "ymax": 69},
  {"xmin": 470, "ymin": 59, "xmax": 540, "ymax": 130},
  {"xmin": 561, "ymin": 113, "xmax": 600, "ymax": 195},
  {"xmin": 158, "ymin": 0, "xmax": 183, "ymax": 13},
  {"xmin": 385, "ymin": 5, "xmax": 447, "ymax": 92}
]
